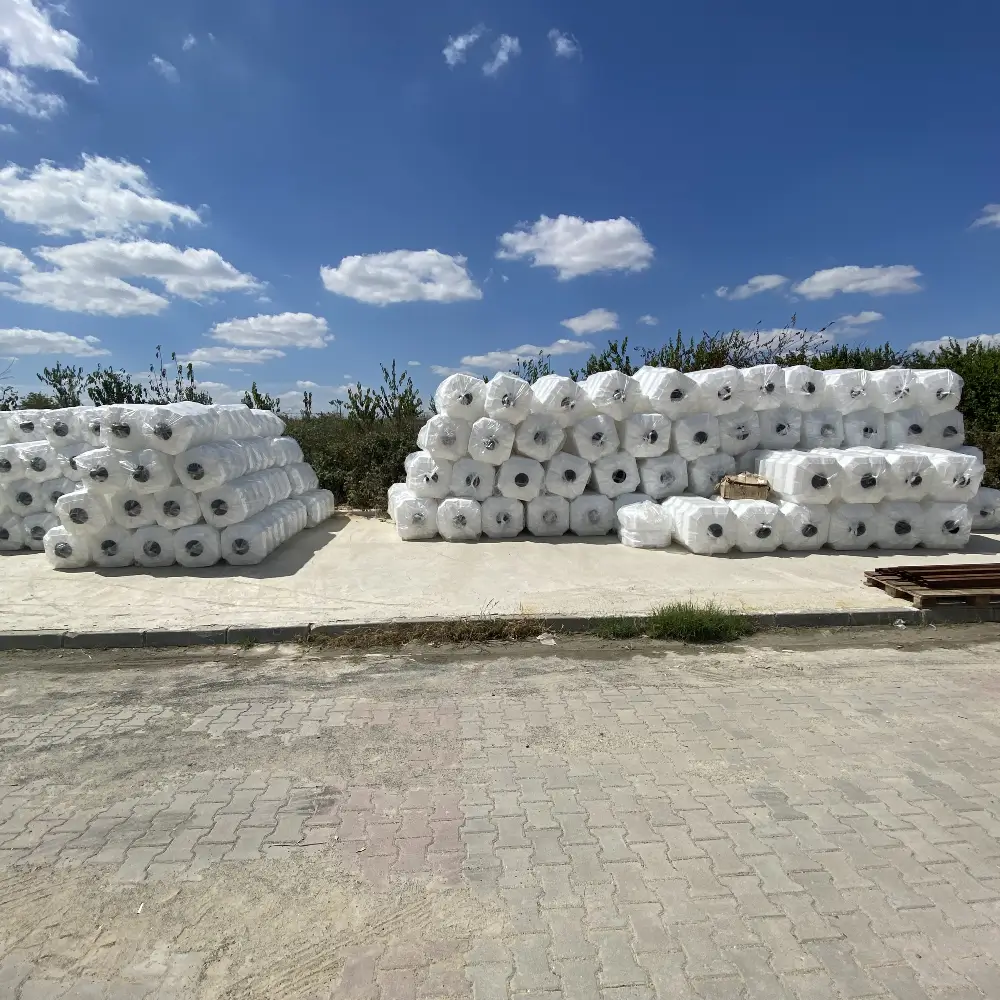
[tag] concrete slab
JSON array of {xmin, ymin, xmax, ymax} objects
[{"xmin": 1, "ymin": 514, "xmax": 998, "ymax": 634}]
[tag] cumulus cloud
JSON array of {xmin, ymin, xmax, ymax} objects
[
  {"xmin": 184, "ymin": 346, "xmax": 286, "ymax": 365},
  {"xmin": 0, "ymin": 66, "xmax": 64, "ymax": 118},
  {"xmin": 909, "ymin": 333, "xmax": 1000, "ymax": 353},
  {"xmin": 406, "ymin": 360, "xmax": 421, "ymax": 366},
  {"xmin": 637, "ymin": 314, "xmax": 658, "ymax": 326},
  {"xmin": 972, "ymin": 204, "xmax": 1000, "ymax": 229},
  {"xmin": 548, "ymin": 29, "xmax": 580, "ymax": 58},
  {"xmin": 321, "ymin": 249, "xmax": 481, "ymax": 305},
  {"xmin": 150, "ymin": 55, "xmax": 179, "ymax": 83},
  {"xmin": 208, "ymin": 312, "xmax": 331, "ymax": 349},
  {"xmin": 715, "ymin": 274, "xmax": 788, "ymax": 301},
  {"xmin": 182, "ymin": 34, "xmax": 197, "ymax": 52},
  {"xmin": 483, "ymin": 35, "xmax": 520, "ymax": 77},
  {"xmin": 0, "ymin": 326, "xmax": 108, "ymax": 356},
  {"xmin": 452, "ymin": 337, "xmax": 595, "ymax": 372},
  {"xmin": 561, "ymin": 307, "xmax": 619, "ymax": 336},
  {"xmin": 443, "ymin": 25, "xmax": 484, "ymax": 66},
  {"xmin": 792, "ymin": 265, "xmax": 922, "ymax": 300},
  {"xmin": 0, "ymin": 155, "xmax": 201, "ymax": 237},
  {"xmin": 497, "ymin": 214, "xmax": 654, "ymax": 280},
  {"xmin": 835, "ymin": 310, "xmax": 883, "ymax": 330}
]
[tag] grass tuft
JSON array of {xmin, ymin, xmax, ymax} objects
[
  {"xmin": 303, "ymin": 616, "xmax": 542, "ymax": 650},
  {"xmin": 592, "ymin": 617, "xmax": 645, "ymax": 640},
  {"xmin": 645, "ymin": 600, "xmax": 756, "ymax": 643}
]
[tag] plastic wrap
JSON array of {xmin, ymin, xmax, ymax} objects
[
  {"xmin": 174, "ymin": 524, "xmax": 221, "ymax": 568},
  {"xmin": 687, "ymin": 453, "xmax": 736, "ymax": 497},
  {"xmin": 0, "ymin": 413, "xmax": 12, "ymax": 446},
  {"xmin": 875, "ymin": 501, "xmax": 924, "ymax": 550},
  {"xmin": 10, "ymin": 410, "xmax": 45, "ymax": 442},
  {"xmin": 784, "ymin": 366, "xmax": 825, "ymax": 411},
  {"xmin": 216, "ymin": 404, "xmax": 285, "ymax": 441},
  {"xmin": 564, "ymin": 415, "xmax": 620, "ymax": 463},
  {"xmin": 637, "ymin": 454, "xmax": 688, "ymax": 499},
  {"xmin": 40, "ymin": 409, "xmax": 80, "ymax": 445},
  {"xmin": 529, "ymin": 374, "xmax": 581, "ymax": 426},
  {"xmin": 450, "ymin": 458, "xmax": 496, "ymax": 502},
  {"xmin": 617, "ymin": 501, "xmax": 672, "ymax": 548},
  {"xmin": 543, "ymin": 452, "xmax": 591, "ymax": 500},
  {"xmin": 16, "ymin": 441, "xmax": 60, "ymax": 483},
  {"xmin": 591, "ymin": 451, "xmax": 640, "ymax": 498},
  {"xmin": 616, "ymin": 413, "xmax": 672, "ymax": 458},
  {"xmin": 75, "ymin": 447, "xmax": 131, "ymax": 494},
  {"xmin": 662, "ymin": 496, "xmax": 736, "ymax": 555},
  {"xmin": 0, "ymin": 514, "xmax": 24, "ymax": 551},
  {"xmin": 393, "ymin": 492, "xmax": 439, "ymax": 540},
  {"xmin": 7, "ymin": 479, "xmax": 46, "ymax": 515},
  {"xmin": 569, "ymin": 493, "xmax": 615, "ymax": 536},
  {"xmin": 100, "ymin": 404, "xmax": 163, "ymax": 451},
  {"xmin": 0, "ymin": 444, "xmax": 26, "ymax": 483},
  {"xmin": 481, "ymin": 496, "xmax": 524, "ymax": 539},
  {"xmin": 899, "ymin": 446, "xmax": 983, "ymax": 502},
  {"xmin": 971, "ymin": 488, "xmax": 1000, "ymax": 532},
  {"xmin": 821, "ymin": 369, "xmax": 872, "ymax": 413},
  {"xmin": 22, "ymin": 511, "xmax": 57, "ymax": 550},
  {"xmin": 467, "ymin": 418, "xmax": 515, "ymax": 466},
  {"xmin": 885, "ymin": 407, "xmax": 931, "ymax": 448},
  {"xmin": 436, "ymin": 497, "xmax": 482, "ymax": 541},
  {"xmin": 758, "ymin": 450, "xmax": 841, "ymax": 504},
  {"xmin": 300, "ymin": 488, "xmax": 336, "ymax": 527},
  {"xmin": 496, "ymin": 457, "xmax": 544, "ymax": 502},
  {"xmin": 134, "ymin": 525, "xmax": 177, "ymax": 568},
  {"xmin": 741, "ymin": 365, "xmax": 785, "ymax": 411},
  {"xmin": 632, "ymin": 367, "xmax": 699, "ymax": 418},
  {"xmin": 284, "ymin": 462, "xmax": 319, "ymax": 495},
  {"xmin": 43, "ymin": 526, "xmax": 93, "ymax": 569},
  {"xmin": 55, "ymin": 489, "xmax": 112, "ymax": 534},
  {"xmin": 109, "ymin": 490, "xmax": 159, "ymax": 530},
  {"xmin": 42, "ymin": 477, "xmax": 77, "ymax": 513},
  {"xmin": 89, "ymin": 524, "xmax": 135, "ymax": 568},
  {"xmin": 671, "ymin": 413, "xmax": 721, "ymax": 461},
  {"xmin": 827, "ymin": 502, "xmax": 877, "ymax": 550},
  {"xmin": 688, "ymin": 366, "xmax": 745, "ymax": 414},
  {"xmin": 484, "ymin": 372, "xmax": 532, "ymax": 424},
  {"xmin": 912, "ymin": 369, "xmax": 963, "ymax": 415},
  {"xmin": 581, "ymin": 371, "xmax": 639, "ymax": 421},
  {"xmin": 434, "ymin": 373, "xmax": 487, "ymax": 421},
  {"xmin": 141, "ymin": 402, "xmax": 284, "ymax": 456},
  {"xmin": 777, "ymin": 501, "xmax": 830, "ymax": 550},
  {"xmin": 73, "ymin": 407, "xmax": 105, "ymax": 447},
  {"xmin": 416, "ymin": 415, "xmax": 471, "ymax": 462},
  {"xmin": 614, "ymin": 493, "xmax": 646, "ymax": 515},
  {"xmin": 843, "ymin": 408, "xmax": 886, "ymax": 449},
  {"xmin": 728, "ymin": 499, "xmax": 784, "ymax": 552},
  {"xmin": 118, "ymin": 448, "xmax": 178, "ymax": 495},
  {"xmin": 174, "ymin": 437, "xmax": 301, "ymax": 493},
  {"xmin": 514, "ymin": 414, "xmax": 565, "ymax": 462},
  {"xmin": 920, "ymin": 501, "xmax": 972, "ymax": 549},
  {"xmin": 869, "ymin": 369, "xmax": 916, "ymax": 412},
  {"xmin": 526, "ymin": 494, "xmax": 570, "ymax": 537},
  {"xmin": 800, "ymin": 410, "xmax": 845, "ymax": 450},
  {"xmin": 405, "ymin": 451, "xmax": 453, "ymax": 499},
  {"xmin": 817, "ymin": 448, "xmax": 888, "ymax": 504},
  {"xmin": 222, "ymin": 499, "xmax": 308, "ymax": 565},
  {"xmin": 718, "ymin": 408, "xmax": 761, "ymax": 456},
  {"xmin": 925, "ymin": 410, "xmax": 964, "ymax": 449},
  {"xmin": 56, "ymin": 442, "xmax": 89, "ymax": 481},
  {"xmin": 758, "ymin": 408, "xmax": 803, "ymax": 451},
  {"xmin": 870, "ymin": 448, "xmax": 935, "ymax": 501},
  {"xmin": 152, "ymin": 486, "xmax": 203, "ymax": 530},
  {"xmin": 199, "ymin": 467, "xmax": 293, "ymax": 528}
]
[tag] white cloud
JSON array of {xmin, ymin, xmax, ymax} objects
[
  {"xmin": 909, "ymin": 333, "xmax": 1000, "ymax": 353},
  {"xmin": 406, "ymin": 360, "xmax": 421, "ymax": 366},
  {"xmin": 443, "ymin": 25, "xmax": 484, "ymax": 66},
  {"xmin": 792, "ymin": 265, "xmax": 922, "ymax": 300},
  {"xmin": 0, "ymin": 155, "xmax": 201, "ymax": 237},
  {"xmin": 209, "ymin": 312, "xmax": 331, "ymax": 349},
  {"xmin": 715, "ymin": 274, "xmax": 788, "ymax": 301},
  {"xmin": 835, "ymin": 310, "xmax": 883, "ymax": 329},
  {"xmin": 483, "ymin": 35, "xmax": 520, "ymax": 76},
  {"xmin": 561, "ymin": 307, "xmax": 618, "ymax": 336},
  {"xmin": 182, "ymin": 34, "xmax": 197, "ymax": 52},
  {"xmin": 548, "ymin": 29, "xmax": 579, "ymax": 58},
  {"xmin": 972, "ymin": 204, "xmax": 1000, "ymax": 229},
  {"xmin": 321, "ymin": 249, "xmax": 481, "ymax": 305},
  {"xmin": 0, "ymin": 326, "xmax": 108, "ymax": 356},
  {"xmin": 1, "ymin": 238, "xmax": 261, "ymax": 316},
  {"xmin": 185, "ymin": 346, "xmax": 285, "ymax": 365},
  {"xmin": 0, "ymin": 243, "xmax": 32, "ymax": 273},
  {"xmin": 0, "ymin": 65, "xmax": 63, "ymax": 118},
  {"xmin": 637, "ymin": 314, "xmax": 658, "ymax": 326},
  {"xmin": 0, "ymin": 122, "xmax": 15, "ymax": 132},
  {"xmin": 497, "ymin": 214, "xmax": 654, "ymax": 280},
  {"xmin": 150, "ymin": 56, "xmax": 179, "ymax": 83},
  {"xmin": 456, "ymin": 337, "xmax": 595, "ymax": 371}
]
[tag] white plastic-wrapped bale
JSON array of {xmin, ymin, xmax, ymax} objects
[
  {"xmin": 591, "ymin": 451, "xmax": 640, "ymax": 498},
  {"xmin": 718, "ymin": 408, "xmax": 761, "ymax": 456},
  {"xmin": 543, "ymin": 453, "xmax": 591, "ymax": 500},
  {"xmin": 687, "ymin": 453, "xmax": 736, "ymax": 497},
  {"xmin": 222, "ymin": 498, "xmax": 308, "ymax": 565},
  {"xmin": 75, "ymin": 447, "xmax": 130, "ymax": 494},
  {"xmin": 484, "ymin": 373, "xmax": 532, "ymax": 424},
  {"xmin": 152, "ymin": 486, "xmax": 203, "ymax": 530},
  {"xmin": 404, "ymin": 451, "xmax": 453, "ymax": 499},
  {"xmin": 468, "ymin": 417, "xmax": 515, "ymax": 466},
  {"xmin": 581, "ymin": 371, "xmax": 639, "ymax": 421},
  {"xmin": 632, "ymin": 366, "xmax": 699, "ymax": 418},
  {"xmin": 118, "ymin": 448, "xmax": 178, "ymax": 494},
  {"xmin": 920, "ymin": 501, "xmax": 972, "ymax": 549},
  {"xmin": 816, "ymin": 448, "xmax": 888, "ymax": 504},
  {"xmin": 912, "ymin": 369, "xmax": 963, "ymax": 415},
  {"xmin": 822, "ymin": 369, "xmax": 872, "ymax": 413},
  {"xmin": 416, "ymin": 415, "xmax": 471, "ymax": 462},
  {"xmin": 873, "ymin": 448, "xmax": 935, "ymax": 501},
  {"xmin": 970, "ymin": 488, "xmax": 1000, "ymax": 532},
  {"xmin": 133, "ymin": 525, "xmax": 177, "ymax": 568},
  {"xmin": 56, "ymin": 442, "xmax": 89, "ymax": 481},
  {"xmin": 496, "ymin": 457, "xmax": 544, "ymax": 501},
  {"xmin": 284, "ymin": 462, "xmax": 319, "ymax": 495},
  {"xmin": 0, "ymin": 514, "xmax": 24, "ymax": 551},
  {"xmin": 728, "ymin": 499, "xmax": 785, "ymax": 553},
  {"xmin": 637, "ymin": 454, "xmax": 688, "ymax": 499},
  {"xmin": 956, "ymin": 445, "xmax": 983, "ymax": 464},
  {"xmin": 16, "ymin": 441, "xmax": 60, "ymax": 483},
  {"xmin": 8, "ymin": 479, "xmax": 46, "ymax": 515},
  {"xmin": 876, "ymin": 501, "xmax": 924, "ymax": 550},
  {"xmin": 800, "ymin": 410, "xmax": 845, "ymax": 450},
  {"xmin": 758, "ymin": 408, "xmax": 803, "ymax": 450},
  {"xmin": 216, "ymin": 404, "xmax": 286, "ymax": 442},
  {"xmin": 898, "ymin": 446, "xmax": 983, "ymax": 502},
  {"xmin": 42, "ymin": 477, "xmax": 77, "ymax": 513},
  {"xmin": 101, "ymin": 404, "xmax": 163, "ymax": 451},
  {"xmin": 529, "ymin": 374, "xmax": 581, "ymax": 426},
  {"xmin": 736, "ymin": 449, "xmax": 765, "ymax": 474},
  {"xmin": 616, "ymin": 413, "xmax": 672, "ymax": 457},
  {"xmin": 869, "ymin": 369, "xmax": 916, "ymax": 412},
  {"xmin": 827, "ymin": 502, "xmax": 877, "ymax": 550},
  {"xmin": 0, "ymin": 413, "xmax": 11, "ymax": 445},
  {"xmin": 777, "ymin": 501, "xmax": 830, "ymax": 550},
  {"xmin": 55, "ymin": 489, "xmax": 113, "ymax": 534},
  {"xmin": 925, "ymin": 410, "xmax": 964, "ymax": 449},
  {"xmin": 22, "ymin": 511, "xmax": 57, "ymax": 550},
  {"xmin": 885, "ymin": 408, "xmax": 932, "ymax": 448},
  {"xmin": 450, "ymin": 458, "xmax": 495, "ymax": 502},
  {"xmin": 784, "ymin": 366, "xmax": 825, "ymax": 411},
  {"xmin": 614, "ymin": 493, "xmax": 647, "ymax": 516},
  {"xmin": 434, "ymin": 373, "xmax": 487, "ymax": 422},
  {"xmin": 481, "ymin": 496, "xmax": 524, "ymax": 539},
  {"xmin": 92, "ymin": 524, "xmax": 136, "ymax": 568},
  {"xmin": 662, "ymin": 496, "xmax": 737, "ymax": 555},
  {"xmin": 671, "ymin": 413, "xmax": 721, "ymax": 461},
  {"xmin": 741, "ymin": 365, "xmax": 785, "ymax": 411},
  {"xmin": 436, "ymin": 497, "xmax": 482, "ymax": 541},
  {"xmin": 843, "ymin": 408, "xmax": 886, "ymax": 449},
  {"xmin": 564, "ymin": 415, "xmax": 620, "ymax": 463},
  {"xmin": 299, "ymin": 488, "xmax": 336, "ymax": 527},
  {"xmin": 141, "ymin": 403, "xmax": 284, "ymax": 456},
  {"xmin": 758, "ymin": 450, "xmax": 841, "ymax": 504},
  {"xmin": 688, "ymin": 366, "xmax": 745, "ymax": 415},
  {"xmin": 40, "ymin": 409, "xmax": 80, "ymax": 446},
  {"xmin": 200, "ymin": 467, "xmax": 293, "ymax": 528},
  {"xmin": 617, "ymin": 501, "xmax": 672, "ymax": 548},
  {"xmin": 526, "ymin": 494, "xmax": 570, "ymax": 537},
  {"xmin": 393, "ymin": 491, "xmax": 438, "ymax": 540},
  {"xmin": 109, "ymin": 490, "xmax": 159, "ymax": 530},
  {"xmin": 174, "ymin": 524, "xmax": 221, "ymax": 567},
  {"xmin": 74, "ymin": 407, "xmax": 104, "ymax": 448},
  {"xmin": 514, "ymin": 414, "xmax": 565, "ymax": 462},
  {"xmin": 9, "ymin": 410, "xmax": 46, "ymax": 442},
  {"xmin": 569, "ymin": 493, "xmax": 615, "ymax": 536},
  {"xmin": 175, "ymin": 437, "xmax": 301, "ymax": 493},
  {"xmin": 43, "ymin": 525, "xmax": 92, "ymax": 569}
]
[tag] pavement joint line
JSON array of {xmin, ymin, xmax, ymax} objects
[{"xmin": 0, "ymin": 605, "xmax": 996, "ymax": 651}]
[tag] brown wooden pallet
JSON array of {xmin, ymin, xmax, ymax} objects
[{"xmin": 864, "ymin": 570, "xmax": 1000, "ymax": 609}]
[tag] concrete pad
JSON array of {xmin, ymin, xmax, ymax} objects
[{"xmin": 1, "ymin": 515, "xmax": 998, "ymax": 634}]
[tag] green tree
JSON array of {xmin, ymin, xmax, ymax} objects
[
  {"xmin": 0, "ymin": 386, "xmax": 18, "ymax": 411},
  {"xmin": 509, "ymin": 352, "xmax": 554, "ymax": 382},
  {"xmin": 147, "ymin": 345, "xmax": 213, "ymax": 404},
  {"xmin": 86, "ymin": 366, "xmax": 149, "ymax": 405},
  {"xmin": 301, "ymin": 390, "xmax": 313, "ymax": 418},
  {"xmin": 570, "ymin": 337, "xmax": 637, "ymax": 378},
  {"xmin": 37, "ymin": 362, "xmax": 85, "ymax": 407},
  {"xmin": 242, "ymin": 382, "xmax": 281, "ymax": 412},
  {"xmin": 19, "ymin": 391, "xmax": 58, "ymax": 408}
]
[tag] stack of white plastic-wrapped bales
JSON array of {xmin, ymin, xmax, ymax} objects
[
  {"xmin": 1, "ymin": 402, "xmax": 335, "ymax": 569},
  {"xmin": 389, "ymin": 365, "xmax": 996, "ymax": 555}
]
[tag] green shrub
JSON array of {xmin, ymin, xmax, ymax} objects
[{"xmin": 646, "ymin": 601, "xmax": 757, "ymax": 643}]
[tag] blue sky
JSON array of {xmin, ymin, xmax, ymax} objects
[{"xmin": 0, "ymin": 0, "xmax": 998, "ymax": 411}]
